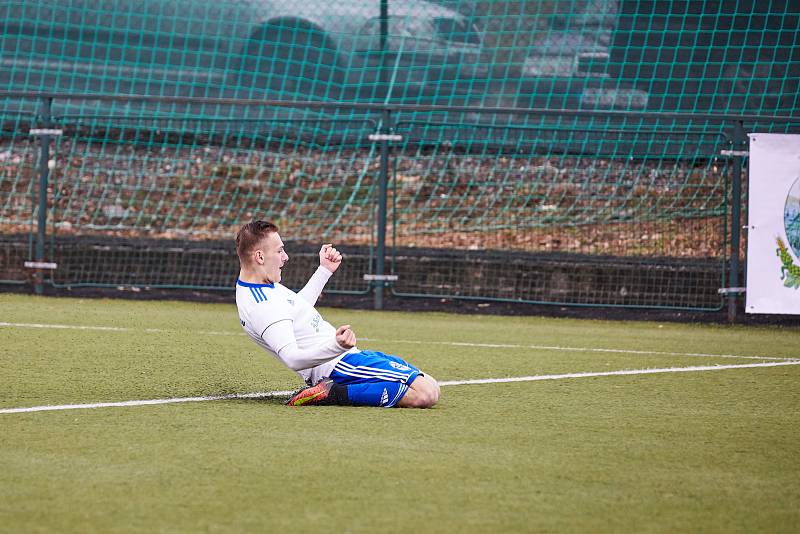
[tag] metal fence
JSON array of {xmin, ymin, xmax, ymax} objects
[
  {"xmin": 2, "ymin": 92, "xmax": 798, "ymax": 318},
  {"xmin": 1, "ymin": 0, "xmax": 799, "ymax": 317}
]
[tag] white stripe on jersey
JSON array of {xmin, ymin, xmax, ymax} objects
[
  {"xmin": 333, "ymin": 363, "xmax": 410, "ymax": 383},
  {"xmin": 335, "ymin": 359, "xmax": 410, "ymax": 381},
  {"xmin": 387, "ymin": 384, "xmax": 408, "ymax": 407}
]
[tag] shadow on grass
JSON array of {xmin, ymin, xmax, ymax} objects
[{"xmin": 227, "ymin": 395, "xmax": 290, "ymax": 406}]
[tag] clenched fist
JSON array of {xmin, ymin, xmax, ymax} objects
[
  {"xmin": 336, "ymin": 324, "xmax": 356, "ymax": 349},
  {"xmin": 319, "ymin": 243, "xmax": 342, "ymax": 273}
]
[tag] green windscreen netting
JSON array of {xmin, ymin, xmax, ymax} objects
[
  {"xmin": 2, "ymin": 0, "xmax": 797, "ymax": 114},
  {"xmin": 1, "ymin": 0, "xmax": 799, "ymax": 309}
]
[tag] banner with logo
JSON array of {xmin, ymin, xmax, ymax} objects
[{"xmin": 746, "ymin": 133, "xmax": 800, "ymax": 314}]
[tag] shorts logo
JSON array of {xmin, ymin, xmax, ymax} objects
[
  {"xmin": 389, "ymin": 361, "xmax": 410, "ymax": 372},
  {"xmin": 380, "ymin": 388, "xmax": 389, "ymax": 406}
]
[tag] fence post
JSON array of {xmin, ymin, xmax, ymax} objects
[
  {"xmin": 728, "ymin": 120, "xmax": 746, "ymax": 323},
  {"xmin": 34, "ymin": 97, "xmax": 53, "ymax": 295},
  {"xmin": 374, "ymin": 109, "xmax": 391, "ymax": 310},
  {"xmin": 373, "ymin": 0, "xmax": 390, "ymax": 311}
]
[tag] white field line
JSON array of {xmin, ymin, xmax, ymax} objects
[
  {"xmin": 0, "ymin": 391, "xmax": 294, "ymax": 414},
  {"xmin": 0, "ymin": 321, "xmax": 129, "ymax": 332},
  {"xmin": 366, "ymin": 338, "xmax": 797, "ymax": 362},
  {"xmin": 1, "ymin": 360, "xmax": 798, "ymax": 415},
  {"xmin": 0, "ymin": 322, "xmax": 240, "ymax": 336},
  {"xmin": 0, "ymin": 321, "xmax": 795, "ymax": 362},
  {"xmin": 438, "ymin": 360, "xmax": 800, "ymax": 386}
]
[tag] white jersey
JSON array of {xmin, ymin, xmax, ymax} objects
[{"xmin": 235, "ymin": 266, "xmax": 357, "ymax": 385}]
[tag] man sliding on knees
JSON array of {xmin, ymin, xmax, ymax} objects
[{"xmin": 235, "ymin": 220, "xmax": 440, "ymax": 408}]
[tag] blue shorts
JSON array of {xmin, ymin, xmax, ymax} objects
[{"xmin": 330, "ymin": 350, "xmax": 421, "ymax": 404}]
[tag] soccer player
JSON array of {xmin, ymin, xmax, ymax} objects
[{"xmin": 235, "ymin": 220, "xmax": 440, "ymax": 408}]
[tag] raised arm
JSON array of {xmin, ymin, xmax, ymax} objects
[{"xmin": 297, "ymin": 244, "xmax": 342, "ymax": 306}]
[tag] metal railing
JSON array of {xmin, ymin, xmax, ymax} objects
[{"xmin": 1, "ymin": 91, "xmax": 798, "ymax": 320}]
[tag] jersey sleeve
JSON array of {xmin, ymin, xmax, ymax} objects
[
  {"xmin": 262, "ymin": 320, "xmax": 349, "ymax": 371},
  {"xmin": 296, "ymin": 266, "xmax": 333, "ymax": 306},
  {"xmin": 247, "ymin": 288, "xmax": 349, "ymax": 371}
]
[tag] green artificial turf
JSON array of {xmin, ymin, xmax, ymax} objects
[{"xmin": 1, "ymin": 294, "xmax": 799, "ymax": 533}]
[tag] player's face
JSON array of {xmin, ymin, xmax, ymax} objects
[{"xmin": 255, "ymin": 232, "xmax": 289, "ymax": 284}]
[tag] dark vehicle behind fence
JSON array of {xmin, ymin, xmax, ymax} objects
[
  {"xmin": 0, "ymin": 0, "xmax": 796, "ymax": 146},
  {"xmin": 610, "ymin": 0, "xmax": 799, "ymax": 116},
  {"xmin": 0, "ymin": 0, "xmax": 485, "ymax": 104}
]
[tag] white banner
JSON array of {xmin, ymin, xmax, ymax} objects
[{"xmin": 746, "ymin": 133, "xmax": 800, "ymax": 314}]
